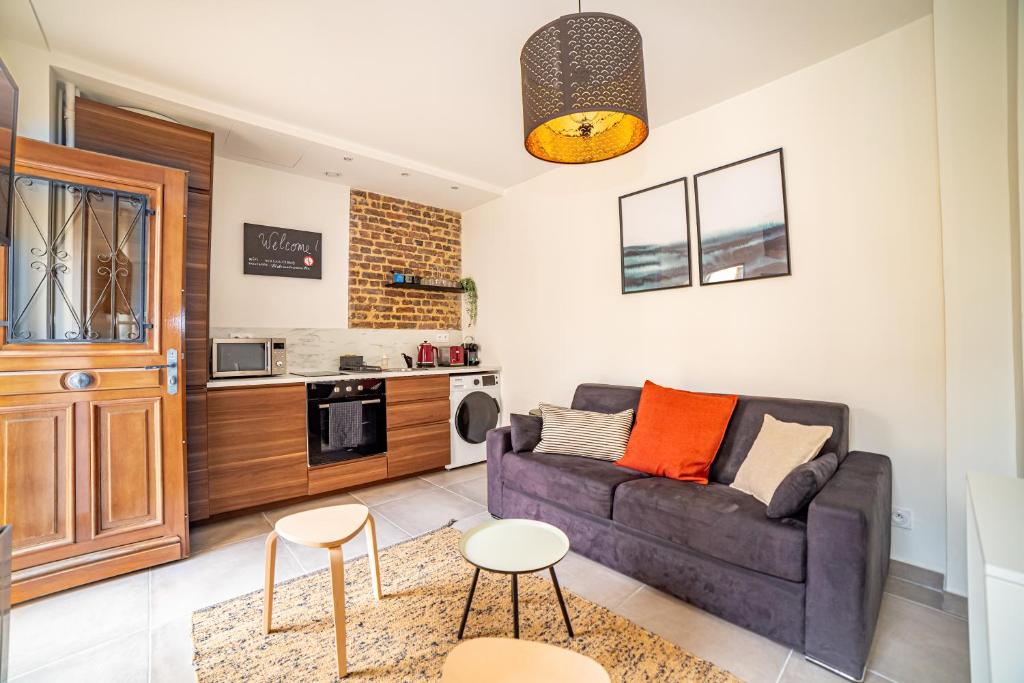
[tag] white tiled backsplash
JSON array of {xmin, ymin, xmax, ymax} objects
[{"xmin": 210, "ymin": 327, "xmax": 468, "ymax": 372}]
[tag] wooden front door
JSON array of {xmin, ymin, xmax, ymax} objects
[{"xmin": 0, "ymin": 138, "xmax": 188, "ymax": 600}]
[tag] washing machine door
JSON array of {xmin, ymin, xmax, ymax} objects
[{"xmin": 454, "ymin": 391, "xmax": 500, "ymax": 445}]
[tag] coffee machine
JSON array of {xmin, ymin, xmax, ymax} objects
[{"xmin": 462, "ymin": 337, "xmax": 480, "ymax": 366}]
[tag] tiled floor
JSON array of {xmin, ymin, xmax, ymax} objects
[{"xmin": 7, "ymin": 462, "xmax": 969, "ymax": 683}]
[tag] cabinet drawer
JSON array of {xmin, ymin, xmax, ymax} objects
[
  {"xmin": 386, "ymin": 375, "xmax": 448, "ymax": 403},
  {"xmin": 387, "ymin": 422, "xmax": 450, "ymax": 478},
  {"xmin": 387, "ymin": 397, "xmax": 449, "ymax": 430},
  {"xmin": 308, "ymin": 456, "xmax": 387, "ymax": 495},
  {"xmin": 208, "ymin": 452, "xmax": 308, "ymax": 515}
]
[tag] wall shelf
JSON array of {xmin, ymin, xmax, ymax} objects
[{"xmin": 384, "ymin": 282, "xmax": 465, "ymax": 293}]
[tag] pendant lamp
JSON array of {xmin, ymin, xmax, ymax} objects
[{"xmin": 520, "ymin": 9, "xmax": 649, "ymax": 163}]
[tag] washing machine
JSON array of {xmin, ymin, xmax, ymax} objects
[{"xmin": 448, "ymin": 372, "xmax": 501, "ymax": 469}]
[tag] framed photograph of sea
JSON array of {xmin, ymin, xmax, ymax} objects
[
  {"xmin": 694, "ymin": 148, "xmax": 791, "ymax": 286},
  {"xmin": 618, "ymin": 177, "xmax": 691, "ymax": 294}
]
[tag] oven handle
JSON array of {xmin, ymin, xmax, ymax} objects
[{"xmin": 318, "ymin": 399, "xmax": 381, "ymax": 409}]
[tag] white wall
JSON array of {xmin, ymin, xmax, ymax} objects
[
  {"xmin": 463, "ymin": 17, "xmax": 948, "ymax": 574},
  {"xmin": 933, "ymin": 0, "xmax": 1022, "ymax": 595},
  {"xmin": 209, "ymin": 157, "xmax": 349, "ymax": 329},
  {"xmin": 0, "ymin": 40, "xmax": 54, "ymax": 141}
]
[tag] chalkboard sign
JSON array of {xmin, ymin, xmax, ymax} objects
[{"xmin": 243, "ymin": 223, "xmax": 322, "ymax": 279}]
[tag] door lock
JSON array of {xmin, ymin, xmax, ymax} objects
[{"xmin": 144, "ymin": 348, "xmax": 179, "ymax": 395}]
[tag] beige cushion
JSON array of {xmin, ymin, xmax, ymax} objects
[{"xmin": 731, "ymin": 415, "xmax": 834, "ymax": 505}]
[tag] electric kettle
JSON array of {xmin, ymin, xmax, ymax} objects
[{"xmin": 416, "ymin": 341, "xmax": 439, "ymax": 367}]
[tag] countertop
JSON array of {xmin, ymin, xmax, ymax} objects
[{"xmin": 206, "ymin": 365, "xmax": 502, "ymax": 389}]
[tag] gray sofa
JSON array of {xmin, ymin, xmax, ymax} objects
[{"xmin": 486, "ymin": 383, "xmax": 891, "ymax": 681}]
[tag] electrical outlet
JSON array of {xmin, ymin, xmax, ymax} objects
[
  {"xmin": 436, "ymin": 332, "xmax": 450, "ymax": 344},
  {"xmin": 891, "ymin": 507, "xmax": 913, "ymax": 530}
]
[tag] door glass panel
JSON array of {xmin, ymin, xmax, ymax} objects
[
  {"xmin": 455, "ymin": 391, "xmax": 500, "ymax": 445},
  {"xmin": 7, "ymin": 174, "xmax": 149, "ymax": 343}
]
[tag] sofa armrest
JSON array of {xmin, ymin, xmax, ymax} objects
[
  {"xmin": 486, "ymin": 426, "xmax": 513, "ymax": 518},
  {"xmin": 805, "ymin": 451, "xmax": 892, "ymax": 680}
]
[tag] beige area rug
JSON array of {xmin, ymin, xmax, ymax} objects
[{"xmin": 192, "ymin": 526, "xmax": 740, "ymax": 682}]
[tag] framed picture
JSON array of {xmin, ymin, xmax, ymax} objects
[
  {"xmin": 243, "ymin": 223, "xmax": 322, "ymax": 279},
  {"xmin": 618, "ymin": 177, "xmax": 691, "ymax": 294},
  {"xmin": 694, "ymin": 148, "xmax": 790, "ymax": 286}
]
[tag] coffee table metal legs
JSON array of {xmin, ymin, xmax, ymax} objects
[
  {"xmin": 458, "ymin": 567, "xmax": 481, "ymax": 640},
  {"xmin": 511, "ymin": 574, "xmax": 520, "ymax": 638},
  {"xmin": 550, "ymin": 566, "xmax": 574, "ymax": 638},
  {"xmin": 458, "ymin": 566, "xmax": 574, "ymax": 640}
]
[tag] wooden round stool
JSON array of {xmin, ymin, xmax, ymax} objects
[
  {"xmin": 263, "ymin": 503, "xmax": 383, "ymax": 678},
  {"xmin": 441, "ymin": 637, "xmax": 610, "ymax": 682}
]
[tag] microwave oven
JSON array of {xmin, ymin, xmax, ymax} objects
[{"xmin": 210, "ymin": 338, "xmax": 287, "ymax": 378}]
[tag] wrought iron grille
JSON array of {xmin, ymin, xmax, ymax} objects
[{"xmin": 6, "ymin": 173, "xmax": 150, "ymax": 343}]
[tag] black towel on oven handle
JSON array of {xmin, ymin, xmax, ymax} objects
[{"xmin": 327, "ymin": 401, "xmax": 362, "ymax": 450}]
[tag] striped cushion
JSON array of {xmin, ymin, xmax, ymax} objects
[{"xmin": 534, "ymin": 403, "xmax": 634, "ymax": 461}]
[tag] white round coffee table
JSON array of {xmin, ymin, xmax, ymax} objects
[{"xmin": 457, "ymin": 519, "xmax": 573, "ymax": 640}]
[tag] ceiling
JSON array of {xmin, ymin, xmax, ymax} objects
[{"xmin": 1, "ymin": 0, "xmax": 930, "ymax": 209}]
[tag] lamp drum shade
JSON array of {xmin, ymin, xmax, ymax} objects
[{"xmin": 520, "ymin": 12, "xmax": 649, "ymax": 164}]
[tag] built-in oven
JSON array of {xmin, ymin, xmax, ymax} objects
[
  {"xmin": 307, "ymin": 379, "xmax": 387, "ymax": 467},
  {"xmin": 210, "ymin": 338, "xmax": 287, "ymax": 378}
]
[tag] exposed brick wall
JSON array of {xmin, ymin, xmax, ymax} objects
[{"xmin": 348, "ymin": 189, "xmax": 462, "ymax": 329}]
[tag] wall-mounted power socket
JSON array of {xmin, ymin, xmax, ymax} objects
[
  {"xmin": 891, "ymin": 507, "xmax": 913, "ymax": 530},
  {"xmin": 436, "ymin": 332, "xmax": 450, "ymax": 344}
]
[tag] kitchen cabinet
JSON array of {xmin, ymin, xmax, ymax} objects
[
  {"xmin": 207, "ymin": 384, "xmax": 308, "ymax": 514},
  {"xmin": 387, "ymin": 375, "xmax": 448, "ymax": 403},
  {"xmin": 385, "ymin": 376, "xmax": 451, "ymax": 477},
  {"xmin": 196, "ymin": 374, "xmax": 458, "ymax": 517},
  {"xmin": 387, "ymin": 421, "xmax": 451, "ymax": 478},
  {"xmin": 186, "ymin": 389, "xmax": 210, "ymax": 521},
  {"xmin": 74, "ymin": 97, "xmax": 214, "ymax": 191}
]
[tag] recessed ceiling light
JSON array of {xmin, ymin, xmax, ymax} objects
[
  {"xmin": 400, "ymin": 171, "xmax": 411, "ymax": 177},
  {"xmin": 343, "ymin": 156, "xmax": 354, "ymax": 162},
  {"xmin": 450, "ymin": 185, "xmax": 460, "ymax": 190},
  {"xmin": 324, "ymin": 171, "xmax": 342, "ymax": 178}
]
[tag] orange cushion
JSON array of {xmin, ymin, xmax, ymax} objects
[{"xmin": 616, "ymin": 381, "xmax": 738, "ymax": 483}]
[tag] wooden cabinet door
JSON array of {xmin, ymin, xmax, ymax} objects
[
  {"xmin": 74, "ymin": 97, "xmax": 214, "ymax": 192},
  {"xmin": 0, "ymin": 402, "xmax": 75, "ymax": 568},
  {"xmin": 387, "ymin": 421, "xmax": 451, "ymax": 478},
  {"xmin": 186, "ymin": 389, "xmax": 209, "ymax": 522},
  {"xmin": 207, "ymin": 384, "xmax": 308, "ymax": 514}
]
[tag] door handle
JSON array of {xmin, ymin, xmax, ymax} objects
[
  {"xmin": 144, "ymin": 348, "xmax": 179, "ymax": 395},
  {"xmin": 64, "ymin": 371, "xmax": 96, "ymax": 390}
]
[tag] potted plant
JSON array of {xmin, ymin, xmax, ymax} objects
[{"xmin": 459, "ymin": 276, "xmax": 478, "ymax": 327}]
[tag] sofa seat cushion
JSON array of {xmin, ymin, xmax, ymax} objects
[
  {"xmin": 502, "ymin": 451, "xmax": 648, "ymax": 519},
  {"xmin": 613, "ymin": 478, "xmax": 808, "ymax": 582}
]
